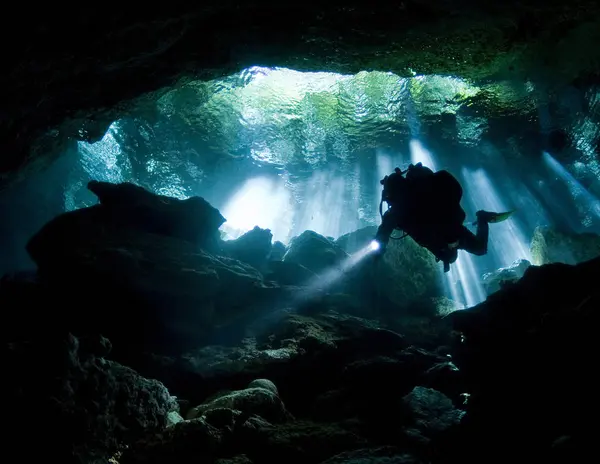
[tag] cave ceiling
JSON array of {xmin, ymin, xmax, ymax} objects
[{"xmin": 2, "ymin": 1, "xmax": 600, "ymax": 189}]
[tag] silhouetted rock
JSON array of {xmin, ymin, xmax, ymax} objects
[
  {"xmin": 7, "ymin": 182, "xmax": 600, "ymax": 464},
  {"xmin": 320, "ymin": 447, "xmax": 421, "ymax": 464},
  {"xmin": 245, "ymin": 420, "xmax": 367, "ymax": 463},
  {"xmin": 222, "ymin": 226, "xmax": 274, "ymax": 270},
  {"xmin": 338, "ymin": 226, "xmax": 443, "ymax": 312},
  {"xmin": 530, "ymin": 226, "xmax": 600, "ymax": 265},
  {"xmin": 335, "ymin": 226, "xmax": 379, "ymax": 254},
  {"xmin": 121, "ymin": 416, "xmax": 224, "ymax": 464},
  {"xmin": 264, "ymin": 260, "xmax": 318, "ymax": 286},
  {"xmin": 269, "ymin": 241, "xmax": 287, "ymax": 261},
  {"xmin": 88, "ymin": 180, "xmax": 226, "ymax": 251},
  {"xmin": 25, "ymin": 190, "xmax": 282, "ymax": 353},
  {"xmin": 186, "ymin": 378, "xmax": 292, "ymax": 423},
  {"xmin": 481, "ymin": 258, "xmax": 531, "ymax": 294},
  {"xmin": 283, "ymin": 230, "xmax": 349, "ymax": 274},
  {"xmin": 130, "ymin": 311, "xmax": 408, "ymax": 414},
  {"xmin": 401, "ymin": 386, "xmax": 464, "ymax": 446},
  {"xmin": 446, "ymin": 256, "xmax": 600, "ymax": 462},
  {"xmin": 5, "ymin": 333, "xmax": 177, "ymax": 464}
]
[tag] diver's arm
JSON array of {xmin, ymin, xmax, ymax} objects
[{"xmin": 374, "ymin": 208, "xmax": 398, "ymax": 251}]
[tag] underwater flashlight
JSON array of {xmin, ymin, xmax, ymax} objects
[{"xmin": 369, "ymin": 240, "xmax": 381, "ymax": 251}]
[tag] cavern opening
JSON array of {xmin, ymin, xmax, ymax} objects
[
  {"xmin": 3, "ymin": 3, "xmax": 600, "ymax": 464},
  {"xmin": 2, "ymin": 66, "xmax": 598, "ymax": 306}
]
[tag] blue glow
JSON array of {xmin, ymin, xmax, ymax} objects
[
  {"xmin": 543, "ymin": 151, "xmax": 600, "ymax": 223},
  {"xmin": 220, "ymin": 176, "xmax": 293, "ymax": 242},
  {"xmin": 409, "ymin": 139, "xmax": 438, "ymax": 170},
  {"xmin": 461, "ymin": 167, "xmax": 532, "ymax": 263}
]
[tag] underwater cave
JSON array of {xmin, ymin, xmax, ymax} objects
[{"xmin": 2, "ymin": 3, "xmax": 600, "ymax": 464}]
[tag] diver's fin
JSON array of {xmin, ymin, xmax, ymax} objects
[
  {"xmin": 489, "ymin": 210, "xmax": 515, "ymax": 223},
  {"xmin": 472, "ymin": 210, "xmax": 515, "ymax": 226}
]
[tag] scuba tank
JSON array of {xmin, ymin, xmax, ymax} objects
[
  {"xmin": 378, "ymin": 163, "xmax": 432, "ymax": 219},
  {"xmin": 379, "ymin": 167, "xmax": 407, "ymax": 219},
  {"xmin": 378, "ymin": 167, "xmax": 410, "ymax": 240}
]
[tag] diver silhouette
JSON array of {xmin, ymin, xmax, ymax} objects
[{"xmin": 373, "ymin": 162, "xmax": 511, "ymax": 272}]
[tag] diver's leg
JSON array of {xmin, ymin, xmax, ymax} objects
[{"xmin": 458, "ymin": 221, "xmax": 489, "ymax": 256}]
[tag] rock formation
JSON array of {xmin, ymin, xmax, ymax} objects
[{"xmin": 2, "ymin": 182, "xmax": 599, "ymax": 463}]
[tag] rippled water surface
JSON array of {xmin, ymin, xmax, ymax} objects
[{"xmin": 67, "ymin": 67, "xmax": 599, "ymax": 254}]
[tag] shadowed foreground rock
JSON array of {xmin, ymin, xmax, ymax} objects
[
  {"xmin": 22, "ymin": 182, "xmax": 283, "ymax": 353},
  {"xmin": 2, "ymin": 182, "xmax": 599, "ymax": 463},
  {"xmin": 5, "ymin": 333, "xmax": 177, "ymax": 464},
  {"xmin": 446, "ymin": 256, "xmax": 600, "ymax": 463}
]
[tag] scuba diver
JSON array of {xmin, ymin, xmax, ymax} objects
[{"xmin": 373, "ymin": 162, "xmax": 512, "ymax": 272}]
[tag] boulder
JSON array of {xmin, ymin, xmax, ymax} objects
[
  {"xmin": 335, "ymin": 226, "xmax": 379, "ymax": 255},
  {"xmin": 222, "ymin": 226, "xmax": 274, "ymax": 270},
  {"xmin": 6, "ymin": 333, "xmax": 177, "ymax": 463},
  {"xmin": 129, "ymin": 311, "xmax": 408, "ymax": 413},
  {"xmin": 374, "ymin": 235, "xmax": 442, "ymax": 309},
  {"xmin": 311, "ymin": 346, "xmax": 451, "ymax": 428},
  {"xmin": 401, "ymin": 386, "xmax": 465, "ymax": 445},
  {"xmin": 269, "ymin": 241, "xmax": 287, "ymax": 261},
  {"xmin": 263, "ymin": 260, "xmax": 318, "ymax": 286},
  {"xmin": 25, "ymin": 200, "xmax": 281, "ymax": 353},
  {"xmin": 481, "ymin": 258, "xmax": 531, "ymax": 294},
  {"xmin": 283, "ymin": 230, "xmax": 350, "ymax": 275},
  {"xmin": 186, "ymin": 378, "xmax": 291, "ymax": 423},
  {"xmin": 123, "ymin": 416, "xmax": 365, "ymax": 464},
  {"xmin": 445, "ymin": 256, "xmax": 600, "ymax": 462},
  {"xmin": 216, "ymin": 456, "xmax": 254, "ymax": 464},
  {"xmin": 320, "ymin": 447, "xmax": 422, "ymax": 464},
  {"xmin": 530, "ymin": 226, "xmax": 600, "ymax": 265},
  {"xmin": 242, "ymin": 420, "xmax": 368, "ymax": 464},
  {"xmin": 340, "ymin": 227, "xmax": 443, "ymax": 312},
  {"xmin": 88, "ymin": 180, "xmax": 226, "ymax": 252},
  {"xmin": 121, "ymin": 416, "xmax": 224, "ymax": 464}
]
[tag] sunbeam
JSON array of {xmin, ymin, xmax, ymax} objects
[
  {"xmin": 300, "ymin": 242, "xmax": 381, "ymax": 298},
  {"xmin": 461, "ymin": 167, "xmax": 532, "ymax": 263},
  {"xmin": 542, "ymin": 151, "xmax": 600, "ymax": 224},
  {"xmin": 294, "ymin": 170, "xmax": 351, "ymax": 239},
  {"xmin": 221, "ymin": 176, "xmax": 293, "ymax": 242},
  {"xmin": 444, "ymin": 250, "xmax": 487, "ymax": 308},
  {"xmin": 409, "ymin": 139, "xmax": 438, "ymax": 170}
]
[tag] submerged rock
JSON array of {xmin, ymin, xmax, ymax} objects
[
  {"xmin": 186, "ymin": 378, "xmax": 291, "ymax": 423},
  {"xmin": 320, "ymin": 447, "xmax": 421, "ymax": 464},
  {"xmin": 263, "ymin": 260, "xmax": 318, "ymax": 286},
  {"xmin": 283, "ymin": 230, "xmax": 349, "ymax": 275},
  {"xmin": 9, "ymin": 181, "xmax": 600, "ymax": 464},
  {"xmin": 244, "ymin": 420, "xmax": 368, "ymax": 464},
  {"xmin": 134, "ymin": 310, "xmax": 409, "ymax": 414},
  {"xmin": 335, "ymin": 226, "xmax": 379, "ymax": 255},
  {"xmin": 375, "ymin": 235, "xmax": 442, "ymax": 309},
  {"xmin": 25, "ymin": 188, "xmax": 282, "ymax": 353},
  {"xmin": 216, "ymin": 456, "xmax": 254, "ymax": 464},
  {"xmin": 121, "ymin": 416, "xmax": 224, "ymax": 463},
  {"xmin": 481, "ymin": 258, "xmax": 531, "ymax": 294},
  {"xmin": 446, "ymin": 256, "xmax": 599, "ymax": 462},
  {"xmin": 340, "ymin": 226, "xmax": 443, "ymax": 312},
  {"xmin": 88, "ymin": 180, "xmax": 226, "ymax": 252},
  {"xmin": 222, "ymin": 226, "xmax": 274, "ymax": 270},
  {"xmin": 401, "ymin": 386, "xmax": 464, "ymax": 444},
  {"xmin": 530, "ymin": 226, "xmax": 600, "ymax": 265},
  {"xmin": 6, "ymin": 333, "xmax": 177, "ymax": 463},
  {"xmin": 269, "ymin": 241, "xmax": 287, "ymax": 261}
]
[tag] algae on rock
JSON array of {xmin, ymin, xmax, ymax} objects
[{"xmin": 530, "ymin": 226, "xmax": 600, "ymax": 265}]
